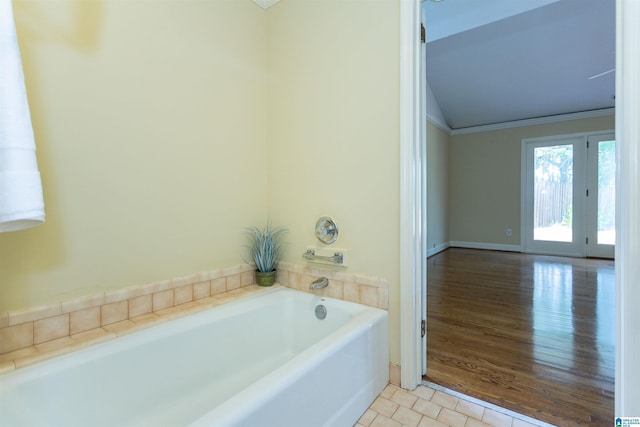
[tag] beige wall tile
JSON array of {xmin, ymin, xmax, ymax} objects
[
  {"xmin": 333, "ymin": 270, "xmax": 355, "ymax": 283},
  {"xmin": 275, "ymin": 269, "xmax": 289, "ymax": 286},
  {"xmin": 288, "ymin": 272, "xmax": 301, "ymax": 291},
  {"xmin": 193, "ymin": 271, "xmax": 213, "ymax": 283},
  {"xmin": 144, "ymin": 279, "xmax": 172, "ymax": 294},
  {"xmin": 70, "ymin": 328, "xmax": 115, "ymax": 350},
  {"xmin": 155, "ymin": 305, "xmax": 186, "ymax": 321},
  {"xmin": 343, "ymin": 282, "xmax": 360, "ymax": 303},
  {"xmin": 171, "ymin": 274, "xmax": 192, "ymax": 288},
  {"xmin": 62, "ymin": 293, "xmax": 105, "ymax": 313},
  {"xmin": 174, "ymin": 285, "xmax": 193, "ymax": 305},
  {"xmin": 360, "ymin": 285, "xmax": 379, "ymax": 307},
  {"xmin": 213, "ymin": 292, "xmax": 237, "ymax": 304},
  {"xmin": 0, "ymin": 312, "xmax": 9, "ymax": 328},
  {"xmin": 70, "ymin": 307, "xmax": 101, "ymax": 335},
  {"xmin": 129, "ymin": 295, "xmax": 152, "ymax": 318},
  {"xmin": 300, "ymin": 274, "xmax": 315, "ymax": 292},
  {"xmin": 221, "ymin": 265, "xmax": 243, "ymax": 277},
  {"xmin": 240, "ymin": 270, "xmax": 255, "ymax": 287},
  {"xmin": 0, "ymin": 346, "xmax": 38, "ymax": 365},
  {"xmin": 35, "ymin": 336, "xmax": 74, "ymax": 355},
  {"xmin": 225, "ymin": 288, "xmax": 250, "ymax": 299},
  {"xmin": 101, "ymin": 300, "xmax": 128, "ymax": 326},
  {"xmin": 71, "ymin": 328, "xmax": 115, "ymax": 348},
  {"xmin": 204, "ymin": 269, "xmax": 224, "ymax": 281},
  {"xmin": 152, "ymin": 290, "xmax": 174, "ymax": 312},
  {"xmin": 355, "ymin": 273, "xmax": 387, "ymax": 288},
  {"xmin": 103, "ymin": 320, "xmax": 138, "ymax": 336},
  {"xmin": 226, "ymin": 273, "xmax": 241, "ymax": 291},
  {"xmin": 243, "ymin": 284, "xmax": 262, "ymax": 295},
  {"xmin": 211, "ymin": 277, "xmax": 226, "ymax": 295},
  {"xmin": 177, "ymin": 301, "xmax": 202, "ymax": 316},
  {"xmin": 193, "ymin": 281, "xmax": 210, "ymax": 300},
  {"xmin": 9, "ymin": 303, "xmax": 62, "ymax": 326},
  {"xmin": 240, "ymin": 264, "xmax": 254, "ymax": 273},
  {"xmin": 196, "ymin": 297, "xmax": 224, "ymax": 310},
  {"xmin": 130, "ymin": 313, "xmax": 163, "ymax": 329},
  {"xmin": 13, "ymin": 351, "xmax": 55, "ymax": 369},
  {"xmin": 34, "ymin": 314, "xmax": 70, "ymax": 345},
  {"xmin": 378, "ymin": 288, "xmax": 389, "ymax": 309},
  {"xmin": 0, "ymin": 323, "xmax": 33, "ymax": 354},
  {"xmin": 105, "ymin": 286, "xmax": 143, "ymax": 304},
  {"xmin": 0, "ymin": 360, "xmax": 15, "ymax": 375},
  {"xmin": 327, "ymin": 279, "xmax": 344, "ymax": 300}
]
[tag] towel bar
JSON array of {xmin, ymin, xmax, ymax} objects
[{"xmin": 303, "ymin": 249, "xmax": 344, "ymax": 265}]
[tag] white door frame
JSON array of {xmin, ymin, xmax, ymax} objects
[
  {"xmin": 615, "ymin": 0, "xmax": 640, "ymax": 415},
  {"xmin": 399, "ymin": 0, "xmax": 424, "ymax": 390},
  {"xmin": 400, "ymin": 0, "xmax": 640, "ymax": 413}
]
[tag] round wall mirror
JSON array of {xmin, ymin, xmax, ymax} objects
[{"xmin": 315, "ymin": 216, "xmax": 339, "ymax": 244}]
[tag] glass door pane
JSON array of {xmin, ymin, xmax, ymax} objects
[
  {"xmin": 597, "ymin": 140, "xmax": 615, "ymax": 245},
  {"xmin": 533, "ymin": 144, "xmax": 573, "ymax": 242},
  {"xmin": 586, "ymin": 134, "xmax": 615, "ymax": 259}
]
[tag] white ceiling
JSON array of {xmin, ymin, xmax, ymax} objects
[{"xmin": 423, "ymin": 0, "xmax": 616, "ymax": 130}]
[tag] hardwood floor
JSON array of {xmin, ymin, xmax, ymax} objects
[{"xmin": 424, "ymin": 248, "xmax": 615, "ymax": 427}]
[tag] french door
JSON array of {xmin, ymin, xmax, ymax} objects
[
  {"xmin": 522, "ymin": 132, "xmax": 615, "ymax": 258},
  {"xmin": 586, "ymin": 133, "xmax": 615, "ymax": 258}
]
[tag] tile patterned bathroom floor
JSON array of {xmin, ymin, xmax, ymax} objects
[{"xmin": 357, "ymin": 382, "xmax": 556, "ymax": 427}]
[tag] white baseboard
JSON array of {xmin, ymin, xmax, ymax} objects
[
  {"xmin": 427, "ymin": 242, "xmax": 450, "ymax": 258},
  {"xmin": 449, "ymin": 241, "xmax": 521, "ymax": 252}
]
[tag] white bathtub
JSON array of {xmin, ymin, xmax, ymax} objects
[{"xmin": 0, "ymin": 286, "xmax": 389, "ymax": 427}]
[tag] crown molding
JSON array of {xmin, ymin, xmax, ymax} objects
[
  {"xmin": 450, "ymin": 108, "xmax": 615, "ymax": 135},
  {"xmin": 426, "ymin": 113, "xmax": 452, "ymax": 135},
  {"xmin": 252, "ymin": 0, "xmax": 280, "ymax": 9}
]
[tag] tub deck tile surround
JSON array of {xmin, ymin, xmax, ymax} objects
[
  {"xmin": 33, "ymin": 314, "xmax": 69, "ymax": 345},
  {"xmin": 0, "ymin": 262, "xmax": 389, "ymax": 374},
  {"xmin": 0, "ymin": 312, "xmax": 8, "ymax": 329},
  {"xmin": 277, "ymin": 261, "xmax": 389, "ymax": 310}
]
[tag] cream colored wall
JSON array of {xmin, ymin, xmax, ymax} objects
[
  {"xmin": 1, "ymin": 0, "xmax": 269, "ymax": 312},
  {"xmin": 448, "ymin": 115, "xmax": 615, "ymax": 245},
  {"xmin": 266, "ymin": 0, "xmax": 401, "ymax": 363},
  {"xmin": 3, "ymin": 0, "xmax": 403, "ymax": 367},
  {"xmin": 426, "ymin": 121, "xmax": 449, "ymax": 251}
]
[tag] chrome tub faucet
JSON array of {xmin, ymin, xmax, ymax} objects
[{"xmin": 309, "ymin": 277, "xmax": 329, "ymax": 291}]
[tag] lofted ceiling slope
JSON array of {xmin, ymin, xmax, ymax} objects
[{"xmin": 424, "ymin": 0, "xmax": 615, "ymax": 130}]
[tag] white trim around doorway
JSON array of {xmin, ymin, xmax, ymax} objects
[{"xmin": 399, "ymin": 0, "xmax": 424, "ymax": 391}]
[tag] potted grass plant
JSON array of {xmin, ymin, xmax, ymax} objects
[{"xmin": 245, "ymin": 223, "xmax": 287, "ymax": 287}]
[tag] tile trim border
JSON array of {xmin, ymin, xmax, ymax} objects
[
  {"xmin": 0, "ymin": 264, "xmax": 256, "ymax": 357},
  {"xmin": 275, "ymin": 262, "xmax": 389, "ymax": 310},
  {"xmin": 0, "ymin": 263, "xmax": 389, "ymax": 368}
]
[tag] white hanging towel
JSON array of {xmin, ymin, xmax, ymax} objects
[{"xmin": 0, "ymin": 0, "xmax": 45, "ymax": 232}]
